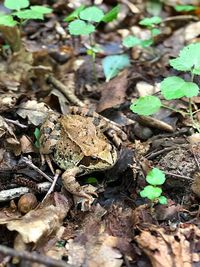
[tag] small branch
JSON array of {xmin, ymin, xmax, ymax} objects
[
  {"xmin": 162, "ymin": 15, "xmax": 199, "ymax": 23},
  {"xmin": 164, "ymin": 171, "xmax": 194, "ymax": 181},
  {"xmin": 47, "ymin": 75, "xmax": 85, "ymax": 107},
  {"xmin": 0, "ymin": 182, "xmax": 51, "ymax": 202},
  {"xmin": 43, "ymin": 170, "xmax": 61, "ymax": 201},
  {"xmin": 20, "ymin": 157, "xmax": 53, "ymax": 183},
  {"xmin": 0, "ymin": 245, "xmax": 72, "ymax": 267},
  {"xmin": 4, "ymin": 118, "xmax": 28, "ymax": 129}
]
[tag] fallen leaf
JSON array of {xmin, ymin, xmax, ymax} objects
[
  {"xmin": 7, "ymin": 193, "xmax": 71, "ymax": 244},
  {"xmin": 17, "ymin": 100, "xmax": 49, "ymax": 126},
  {"xmin": 97, "ymin": 69, "xmax": 128, "ymax": 112}
]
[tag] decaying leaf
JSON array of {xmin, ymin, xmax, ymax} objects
[
  {"xmin": 97, "ymin": 69, "xmax": 128, "ymax": 112},
  {"xmin": 134, "ymin": 224, "xmax": 200, "ymax": 267},
  {"xmin": 6, "ymin": 193, "xmax": 71, "ymax": 244},
  {"xmin": 17, "ymin": 100, "xmax": 50, "ymax": 126}
]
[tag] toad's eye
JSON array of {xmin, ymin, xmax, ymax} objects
[{"xmin": 91, "ymin": 156, "xmax": 97, "ymax": 160}]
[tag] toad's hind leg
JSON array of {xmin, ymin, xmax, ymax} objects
[{"xmin": 62, "ymin": 167, "xmax": 97, "ymax": 199}]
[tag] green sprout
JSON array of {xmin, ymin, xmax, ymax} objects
[
  {"xmin": 130, "ymin": 43, "xmax": 200, "ymax": 133},
  {"xmin": 122, "ymin": 16, "xmax": 162, "ymax": 49},
  {"xmin": 0, "ymin": 0, "xmax": 52, "ymax": 52},
  {"xmin": 140, "ymin": 168, "xmax": 167, "ymax": 205},
  {"xmin": 64, "ymin": 5, "xmax": 120, "ymax": 82},
  {"xmin": 1, "ymin": 0, "xmax": 52, "ymax": 26},
  {"xmin": 34, "ymin": 127, "xmax": 40, "ymax": 148},
  {"xmin": 174, "ymin": 5, "xmax": 197, "ymax": 12}
]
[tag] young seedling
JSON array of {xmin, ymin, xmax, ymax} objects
[
  {"xmin": 64, "ymin": 5, "xmax": 120, "ymax": 82},
  {"xmin": 122, "ymin": 16, "xmax": 162, "ymax": 49},
  {"xmin": 130, "ymin": 43, "xmax": 200, "ymax": 133},
  {"xmin": 0, "ymin": 0, "xmax": 52, "ymax": 52},
  {"xmin": 174, "ymin": 5, "xmax": 197, "ymax": 12},
  {"xmin": 140, "ymin": 167, "xmax": 167, "ymax": 205}
]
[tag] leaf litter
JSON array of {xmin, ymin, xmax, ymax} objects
[{"xmin": 0, "ymin": 0, "xmax": 200, "ymax": 266}]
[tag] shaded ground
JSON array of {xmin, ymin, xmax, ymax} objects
[{"xmin": 0, "ymin": 0, "xmax": 200, "ymax": 266}]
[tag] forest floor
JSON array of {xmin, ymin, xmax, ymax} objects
[{"xmin": 0, "ymin": 0, "xmax": 200, "ymax": 266}]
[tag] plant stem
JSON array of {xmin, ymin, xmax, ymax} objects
[
  {"xmin": 189, "ymin": 71, "xmax": 200, "ymax": 133},
  {"xmin": 89, "ymin": 34, "xmax": 98, "ymax": 84},
  {"xmin": 161, "ymin": 104, "xmax": 188, "ymax": 115}
]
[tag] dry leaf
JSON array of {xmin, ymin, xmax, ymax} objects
[
  {"xmin": 17, "ymin": 100, "xmax": 49, "ymax": 126},
  {"xmin": 7, "ymin": 193, "xmax": 71, "ymax": 244},
  {"xmin": 97, "ymin": 70, "xmax": 128, "ymax": 113}
]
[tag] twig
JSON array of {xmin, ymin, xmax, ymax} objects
[
  {"xmin": 0, "ymin": 182, "xmax": 51, "ymax": 202},
  {"xmin": 4, "ymin": 118, "xmax": 28, "ymax": 129},
  {"xmin": 164, "ymin": 171, "xmax": 194, "ymax": 181},
  {"xmin": 43, "ymin": 170, "xmax": 61, "ymax": 201},
  {"xmin": 162, "ymin": 15, "xmax": 199, "ymax": 23},
  {"xmin": 20, "ymin": 157, "xmax": 53, "ymax": 183},
  {"xmin": 47, "ymin": 75, "xmax": 85, "ymax": 107},
  {"xmin": 0, "ymin": 245, "xmax": 72, "ymax": 267},
  {"xmin": 146, "ymin": 147, "xmax": 176, "ymax": 160}
]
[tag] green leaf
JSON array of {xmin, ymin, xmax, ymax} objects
[
  {"xmin": 101, "ymin": 5, "xmax": 120, "ymax": 23},
  {"xmin": 85, "ymin": 177, "xmax": 98, "ymax": 184},
  {"xmin": 181, "ymin": 82, "xmax": 199, "ymax": 98},
  {"xmin": 130, "ymin": 96, "xmax": 161, "ymax": 115},
  {"xmin": 64, "ymin": 5, "xmax": 85, "ymax": 22},
  {"xmin": 140, "ymin": 39, "xmax": 154, "ymax": 47},
  {"xmin": 160, "ymin": 76, "xmax": 199, "ymax": 100},
  {"xmin": 158, "ymin": 195, "xmax": 167, "ymax": 205},
  {"xmin": 122, "ymin": 36, "xmax": 141, "ymax": 48},
  {"xmin": 146, "ymin": 168, "xmax": 166, "ymax": 185},
  {"xmin": 139, "ymin": 16, "xmax": 162, "ymax": 27},
  {"xmin": 34, "ymin": 128, "xmax": 40, "ymax": 148},
  {"xmin": 14, "ymin": 10, "xmax": 44, "ymax": 20},
  {"xmin": 80, "ymin": 6, "xmax": 104, "ymax": 22},
  {"xmin": 4, "ymin": 0, "xmax": 29, "ymax": 11},
  {"xmin": 68, "ymin": 20, "xmax": 95, "ymax": 35},
  {"xmin": 169, "ymin": 43, "xmax": 200, "ymax": 74},
  {"xmin": 160, "ymin": 76, "xmax": 185, "ymax": 100},
  {"xmin": 151, "ymin": 28, "xmax": 161, "ymax": 36},
  {"xmin": 102, "ymin": 54, "xmax": 130, "ymax": 82},
  {"xmin": 0, "ymin": 15, "xmax": 17, "ymax": 26},
  {"xmin": 30, "ymin": 6, "xmax": 52, "ymax": 14},
  {"xmin": 175, "ymin": 5, "xmax": 197, "ymax": 12},
  {"xmin": 140, "ymin": 185, "xmax": 162, "ymax": 200}
]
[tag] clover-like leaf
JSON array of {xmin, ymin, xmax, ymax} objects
[
  {"xmin": 130, "ymin": 95, "xmax": 161, "ymax": 116},
  {"xmin": 80, "ymin": 6, "xmax": 104, "ymax": 22},
  {"xmin": 161, "ymin": 76, "xmax": 199, "ymax": 100},
  {"xmin": 146, "ymin": 168, "xmax": 166, "ymax": 186},
  {"xmin": 139, "ymin": 16, "xmax": 162, "ymax": 26},
  {"xmin": 151, "ymin": 28, "xmax": 161, "ymax": 36},
  {"xmin": 102, "ymin": 5, "xmax": 120, "ymax": 23},
  {"xmin": 14, "ymin": 10, "xmax": 44, "ymax": 20},
  {"xmin": 0, "ymin": 15, "xmax": 17, "ymax": 26},
  {"xmin": 64, "ymin": 5, "xmax": 85, "ymax": 22},
  {"xmin": 122, "ymin": 36, "xmax": 141, "ymax": 48},
  {"xmin": 169, "ymin": 43, "xmax": 200, "ymax": 74},
  {"xmin": 102, "ymin": 54, "xmax": 130, "ymax": 81},
  {"xmin": 140, "ymin": 185, "xmax": 162, "ymax": 200},
  {"xmin": 175, "ymin": 5, "xmax": 197, "ymax": 12},
  {"xmin": 4, "ymin": 0, "xmax": 29, "ymax": 11},
  {"xmin": 140, "ymin": 39, "xmax": 154, "ymax": 47},
  {"xmin": 68, "ymin": 20, "xmax": 95, "ymax": 35},
  {"xmin": 160, "ymin": 76, "xmax": 185, "ymax": 100},
  {"xmin": 30, "ymin": 6, "xmax": 52, "ymax": 14},
  {"xmin": 158, "ymin": 196, "xmax": 168, "ymax": 205},
  {"xmin": 181, "ymin": 82, "xmax": 199, "ymax": 98}
]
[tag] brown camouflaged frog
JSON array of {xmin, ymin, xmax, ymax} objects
[{"xmin": 39, "ymin": 107, "xmax": 126, "ymax": 207}]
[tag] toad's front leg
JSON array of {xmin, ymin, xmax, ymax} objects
[{"xmin": 62, "ymin": 167, "xmax": 97, "ymax": 209}]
